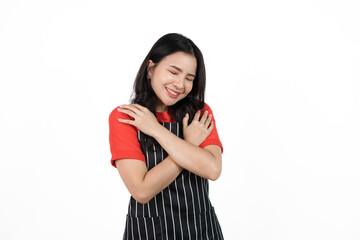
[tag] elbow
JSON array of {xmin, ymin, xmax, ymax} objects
[
  {"xmin": 134, "ymin": 197, "xmax": 150, "ymax": 205},
  {"xmin": 205, "ymin": 150, "xmax": 222, "ymax": 181},
  {"xmin": 132, "ymin": 190, "xmax": 151, "ymax": 204},
  {"xmin": 208, "ymin": 168, "xmax": 222, "ymax": 181}
]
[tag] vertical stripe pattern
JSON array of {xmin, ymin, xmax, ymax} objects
[{"xmin": 122, "ymin": 122, "xmax": 224, "ymax": 240}]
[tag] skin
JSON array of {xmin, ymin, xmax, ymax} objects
[
  {"xmin": 148, "ymin": 51, "xmax": 197, "ymax": 112},
  {"xmin": 115, "ymin": 51, "xmax": 222, "ymax": 204}
]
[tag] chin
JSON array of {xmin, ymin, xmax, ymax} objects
[
  {"xmin": 161, "ymin": 99, "xmax": 181, "ymax": 109},
  {"xmin": 164, "ymin": 100, "xmax": 178, "ymax": 106}
]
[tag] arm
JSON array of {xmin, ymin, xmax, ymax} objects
[
  {"xmin": 110, "ymin": 108, "xmax": 182, "ymax": 204},
  {"xmin": 153, "ymin": 125, "xmax": 222, "ymax": 181},
  {"xmin": 117, "ymin": 104, "xmax": 223, "ymax": 181},
  {"xmin": 112, "ymin": 106, "xmax": 215, "ymax": 204},
  {"xmin": 115, "ymin": 155, "xmax": 182, "ymax": 204}
]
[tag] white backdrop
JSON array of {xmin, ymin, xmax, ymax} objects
[{"xmin": 1, "ymin": 0, "xmax": 359, "ymax": 239}]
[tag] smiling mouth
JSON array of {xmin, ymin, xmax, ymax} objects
[{"xmin": 166, "ymin": 87, "xmax": 180, "ymax": 95}]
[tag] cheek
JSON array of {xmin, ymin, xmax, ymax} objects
[
  {"xmin": 167, "ymin": 73, "xmax": 176, "ymax": 81},
  {"xmin": 185, "ymin": 82, "xmax": 193, "ymax": 93},
  {"xmin": 150, "ymin": 79, "xmax": 156, "ymax": 90}
]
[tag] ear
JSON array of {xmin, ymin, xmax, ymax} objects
[{"xmin": 147, "ymin": 60, "xmax": 155, "ymax": 77}]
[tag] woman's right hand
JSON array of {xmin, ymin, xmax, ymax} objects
[{"xmin": 182, "ymin": 110, "xmax": 214, "ymax": 146}]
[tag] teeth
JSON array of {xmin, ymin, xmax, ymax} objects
[{"xmin": 167, "ymin": 88, "xmax": 179, "ymax": 95}]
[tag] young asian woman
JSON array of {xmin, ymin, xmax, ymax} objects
[{"xmin": 108, "ymin": 33, "xmax": 224, "ymax": 240}]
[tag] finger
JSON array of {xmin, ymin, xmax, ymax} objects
[
  {"xmin": 119, "ymin": 104, "xmax": 142, "ymax": 115},
  {"xmin": 117, "ymin": 118, "xmax": 135, "ymax": 126},
  {"xmin": 193, "ymin": 110, "xmax": 201, "ymax": 121},
  {"xmin": 204, "ymin": 113, "xmax": 212, "ymax": 127},
  {"xmin": 183, "ymin": 113, "xmax": 189, "ymax": 127},
  {"xmin": 200, "ymin": 110, "xmax": 208, "ymax": 124},
  {"xmin": 131, "ymin": 103, "xmax": 149, "ymax": 112},
  {"xmin": 207, "ymin": 121, "xmax": 214, "ymax": 131},
  {"xmin": 117, "ymin": 108, "xmax": 137, "ymax": 119}
]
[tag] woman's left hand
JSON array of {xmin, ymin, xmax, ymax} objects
[{"xmin": 117, "ymin": 104, "xmax": 160, "ymax": 137}]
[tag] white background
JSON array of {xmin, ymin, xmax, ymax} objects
[{"xmin": 1, "ymin": 0, "xmax": 359, "ymax": 239}]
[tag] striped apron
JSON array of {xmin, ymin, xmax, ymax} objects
[{"xmin": 123, "ymin": 122, "xmax": 224, "ymax": 240}]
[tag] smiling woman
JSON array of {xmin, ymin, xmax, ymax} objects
[
  {"xmin": 108, "ymin": 33, "xmax": 224, "ymax": 239},
  {"xmin": 148, "ymin": 51, "xmax": 197, "ymax": 112}
]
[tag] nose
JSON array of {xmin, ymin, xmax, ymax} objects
[{"xmin": 173, "ymin": 76, "xmax": 185, "ymax": 90}]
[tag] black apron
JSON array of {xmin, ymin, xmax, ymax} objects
[{"xmin": 123, "ymin": 122, "xmax": 224, "ymax": 240}]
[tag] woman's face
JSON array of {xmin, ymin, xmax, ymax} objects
[{"xmin": 148, "ymin": 51, "xmax": 197, "ymax": 112}]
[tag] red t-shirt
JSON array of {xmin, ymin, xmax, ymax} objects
[{"xmin": 108, "ymin": 102, "xmax": 223, "ymax": 168}]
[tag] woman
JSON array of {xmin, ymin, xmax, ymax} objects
[{"xmin": 109, "ymin": 33, "xmax": 224, "ymax": 239}]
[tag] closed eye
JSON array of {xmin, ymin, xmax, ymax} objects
[{"xmin": 168, "ymin": 69, "xmax": 194, "ymax": 81}]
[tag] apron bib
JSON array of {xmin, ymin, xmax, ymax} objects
[{"xmin": 123, "ymin": 122, "xmax": 224, "ymax": 240}]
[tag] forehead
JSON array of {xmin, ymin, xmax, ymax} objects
[{"xmin": 159, "ymin": 51, "xmax": 197, "ymax": 72}]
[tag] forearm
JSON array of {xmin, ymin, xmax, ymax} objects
[
  {"xmin": 153, "ymin": 125, "xmax": 219, "ymax": 180},
  {"xmin": 139, "ymin": 156, "xmax": 183, "ymax": 203}
]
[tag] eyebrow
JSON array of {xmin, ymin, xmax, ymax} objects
[{"xmin": 169, "ymin": 65, "xmax": 196, "ymax": 77}]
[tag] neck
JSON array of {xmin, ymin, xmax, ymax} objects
[{"xmin": 155, "ymin": 100, "xmax": 168, "ymax": 112}]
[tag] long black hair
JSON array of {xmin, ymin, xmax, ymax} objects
[{"xmin": 130, "ymin": 33, "xmax": 206, "ymax": 150}]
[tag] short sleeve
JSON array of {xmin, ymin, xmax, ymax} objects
[
  {"xmin": 198, "ymin": 103, "xmax": 224, "ymax": 153},
  {"xmin": 108, "ymin": 106, "xmax": 146, "ymax": 168}
]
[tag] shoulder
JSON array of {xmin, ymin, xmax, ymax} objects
[
  {"xmin": 197, "ymin": 102, "xmax": 220, "ymax": 121},
  {"xmin": 199, "ymin": 102, "xmax": 214, "ymax": 113},
  {"xmin": 108, "ymin": 105, "xmax": 138, "ymax": 131},
  {"xmin": 109, "ymin": 106, "xmax": 133, "ymax": 121}
]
